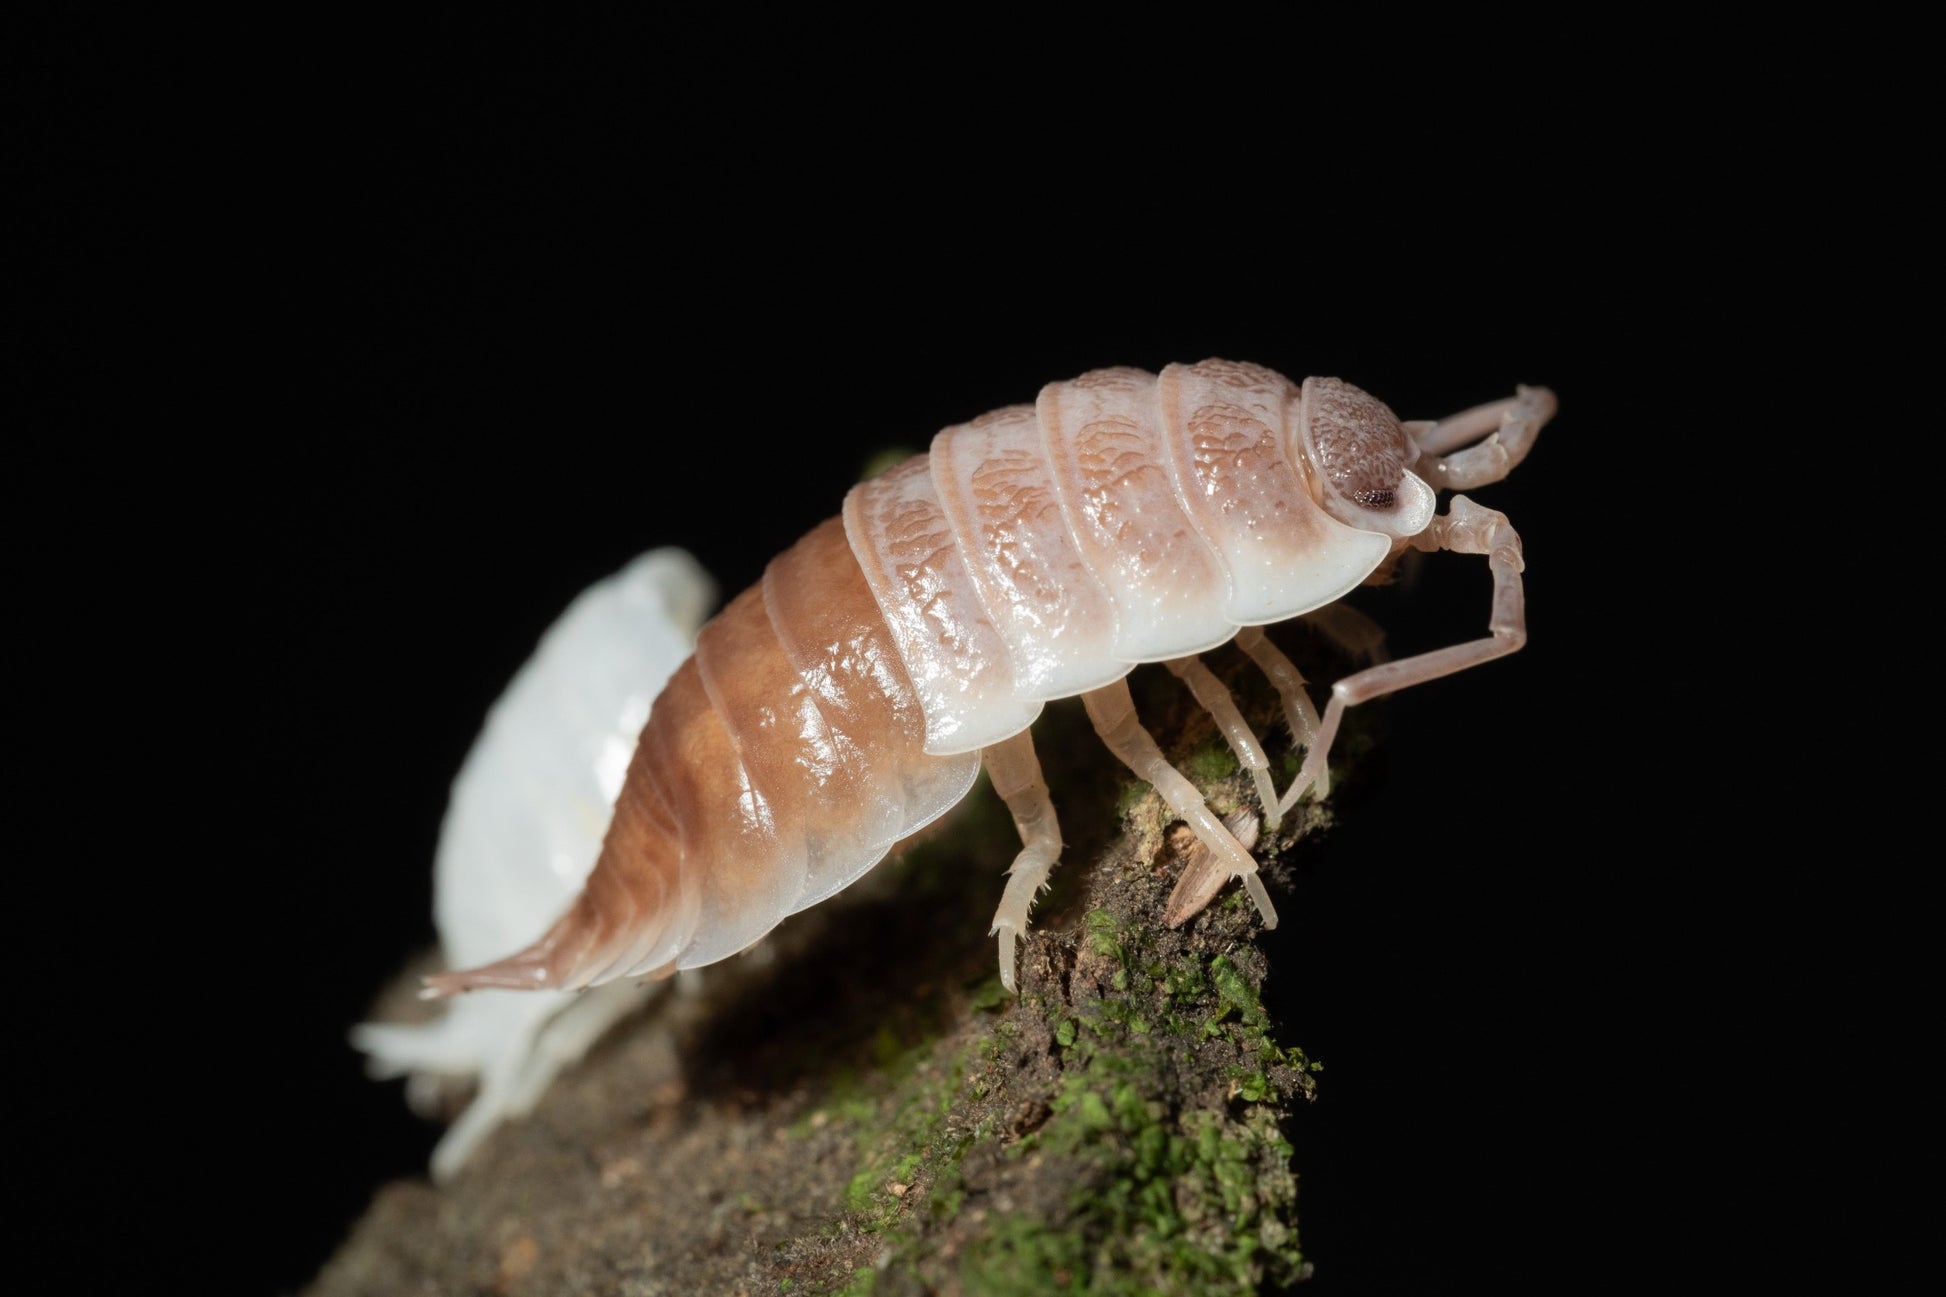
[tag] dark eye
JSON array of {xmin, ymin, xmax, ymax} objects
[{"xmin": 1304, "ymin": 377, "xmax": 1411, "ymax": 519}]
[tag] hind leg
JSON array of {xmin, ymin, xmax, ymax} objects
[{"xmin": 983, "ymin": 729, "xmax": 1064, "ymax": 993}]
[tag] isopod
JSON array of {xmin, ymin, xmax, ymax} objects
[
  {"xmin": 353, "ymin": 547, "xmax": 715, "ymax": 1180},
  {"xmin": 422, "ymin": 360, "xmax": 1556, "ymax": 1005}
]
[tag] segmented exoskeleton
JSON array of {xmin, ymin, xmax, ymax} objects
[{"xmin": 424, "ymin": 359, "xmax": 1556, "ymax": 999}]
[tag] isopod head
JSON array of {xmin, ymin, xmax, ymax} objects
[{"xmin": 1296, "ymin": 376, "xmax": 1435, "ymax": 539}]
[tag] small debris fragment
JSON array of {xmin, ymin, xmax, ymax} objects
[
  {"xmin": 600, "ymin": 1155, "xmax": 643, "ymax": 1189},
  {"xmin": 494, "ymin": 1234, "xmax": 538, "ymax": 1292}
]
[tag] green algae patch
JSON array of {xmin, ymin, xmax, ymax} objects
[
  {"xmin": 967, "ymin": 1102, "xmax": 1303, "ymax": 1294},
  {"xmin": 836, "ymin": 1043, "xmax": 969, "ymax": 1231},
  {"xmin": 958, "ymin": 902, "xmax": 1317, "ymax": 1293},
  {"xmin": 1180, "ymin": 742, "xmax": 1241, "ymax": 788},
  {"xmin": 784, "ymin": 861, "xmax": 1321, "ymax": 1295}
]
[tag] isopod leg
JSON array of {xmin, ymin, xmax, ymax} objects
[
  {"xmin": 1276, "ymin": 495, "xmax": 1527, "ymax": 819},
  {"xmin": 1230, "ymin": 627, "xmax": 1329, "ymax": 806},
  {"xmin": 1295, "ymin": 602, "xmax": 1390, "ymax": 668},
  {"xmin": 1167, "ymin": 808, "xmax": 1262, "ymax": 931},
  {"xmin": 1164, "ymin": 655, "xmax": 1280, "ymax": 829},
  {"xmin": 1080, "ymin": 679, "xmax": 1278, "ymax": 930},
  {"xmin": 982, "ymin": 730, "xmax": 1065, "ymax": 994}
]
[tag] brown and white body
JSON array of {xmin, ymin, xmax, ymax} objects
[{"xmin": 425, "ymin": 359, "xmax": 1556, "ymax": 999}]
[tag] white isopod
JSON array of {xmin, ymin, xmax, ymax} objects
[
  {"xmin": 353, "ymin": 547, "xmax": 715, "ymax": 1180},
  {"xmin": 417, "ymin": 360, "xmax": 1555, "ymax": 1014}
]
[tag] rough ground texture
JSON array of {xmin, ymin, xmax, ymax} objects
[{"xmin": 311, "ymin": 634, "xmax": 1371, "ymax": 1296}]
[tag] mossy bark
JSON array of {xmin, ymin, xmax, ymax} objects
[{"xmin": 309, "ymin": 634, "xmax": 1364, "ymax": 1296}]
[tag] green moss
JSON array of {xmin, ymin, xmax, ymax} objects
[
  {"xmin": 966, "ymin": 1088, "xmax": 1309, "ymax": 1292},
  {"xmin": 1114, "ymin": 778, "xmax": 1154, "ymax": 818},
  {"xmin": 959, "ymin": 898, "xmax": 1316, "ymax": 1292},
  {"xmin": 838, "ymin": 1048, "xmax": 967, "ymax": 1231},
  {"xmin": 1203, "ymin": 955, "xmax": 1321, "ymax": 1104},
  {"xmin": 843, "ymin": 1167, "xmax": 882, "ymax": 1215},
  {"xmin": 967, "ymin": 976, "xmax": 1008, "ymax": 1013},
  {"xmin": 1180, "ymin": 742, "xmax": 1240, "ymax": 787},
  {"xmin": 836, "ymin": 1267, "xmax": 877, "ymax": 1296},
  {"xmin": 1163, "ymin": 960, "xmax": 1207, "ymax": 1004},
  {"xmin": 791, "ymin": 714, "xmax": 1322, "ymax": 1293},
  {"xmin": 963, "ymin": 1216, "xmax": 1090, "ymax": 1295},
  {"xmin": 1085, "ymin": 909, "xmax": 1124, "ymax": 960}
]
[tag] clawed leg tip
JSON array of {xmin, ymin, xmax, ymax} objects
[
  {"xmin": 1241, "ymin": 873, "xmax": 1279, "ymax": 929},
  {"xmin": 995, "ymin": 927, "xmax": 1022, "ymax": 995}
]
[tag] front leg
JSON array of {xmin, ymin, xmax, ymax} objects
[{"xmin": 1277, "ymin": 495, "xmax": 1526, "ymax": 817}]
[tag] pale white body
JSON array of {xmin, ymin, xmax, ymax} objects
[{"xmin": 352, "ymin": 547, "xmax": 716, "ymax": 1181}]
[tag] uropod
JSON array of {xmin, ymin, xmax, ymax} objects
[{"xmin": 423, "ymin": 359, "xmax": 1556, "ymax": 1005}]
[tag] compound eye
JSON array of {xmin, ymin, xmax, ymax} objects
[
  {"xmin": 1305, "ymin": 376, "xmax": 1409, "ymax": 508},
  {"xmin": 1298, "ymin": 376, "xmax": 1434, "ymax": 537}
]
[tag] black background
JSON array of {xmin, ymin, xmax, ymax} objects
[{"xmin": 18, "ymin": 12, "xmax": 1761, "ymax": 1295}]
